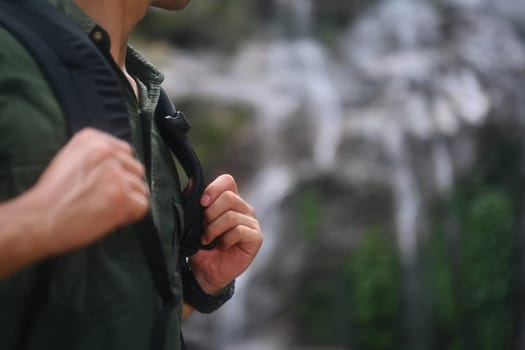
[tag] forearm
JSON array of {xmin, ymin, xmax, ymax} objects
[{"xmin": 0, "ymin": 189, "xmax": 51, "ymax": 278}]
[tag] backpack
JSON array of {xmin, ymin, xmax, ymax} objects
[{"xmin": 0, "ymin": 0, "xmax": 214, "ymax": 348}]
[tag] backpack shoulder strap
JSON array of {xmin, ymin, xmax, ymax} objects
[
  {"xmin": 156, "ymin": 90, "xmax": 219, "ymax": 257},
  {"xmin": 0, "ymin": 0, "xmax": 130, "ymax": 140},
  {"xmin": 0, "ymin": 2, "xmax": 216, "ymax": 348},
  {"xmin": 0, "ymin": 2, "xmax": 177, "ymax": 349}
]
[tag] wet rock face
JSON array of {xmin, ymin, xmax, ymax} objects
[
  {"xmin": 342, "ymin": 0, "xmax": 525, "ymax": 135},
  {"xmin": 155, "ymin": 0, "xmax": 525, "ymax": 348}
]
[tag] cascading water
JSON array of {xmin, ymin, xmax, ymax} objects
[
  {"xmin": 157, "ymin": 0, "xmax": 525, "ymax": 348},
  {"xmin": 284, "ymin": 0, "xmax": 343, "ymax": 170},
  {"xmin": 382, "ymin": 122, "xmax": 425, "ymax": 350},
  {"xmin": 206, "ymin": 0, "xmax": 347, "ymax": 348}
]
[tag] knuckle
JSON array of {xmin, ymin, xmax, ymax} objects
[
  {"xmin": 129, "ymin": 198, "xmax": 149, "ymax": 220},
  {"xmin": 119, "ymin": 140, "xmax": 133, "ymax": 155},
  {"xmin": 94, "ymin": 139, "xmax": 113, "ymax": 155},
  {"xmin": 247, "ymin": 204, "xmax": 256, "ymax": 217},
  {"xmin": 249, "ymin": 216, "xmax": 259, "ymax": 229},
  {"xmin": 224, "ymin": 190, "xmax": 238, "ymax": 203},
  {"xmin": 87, "ymin": 141, "xmax": 112, "ymax": 164},
  {"xmin": 239, "ymin": 224, "xmax": 251, "ymax": 236},
  {"xmin": 135, "ymin": 160, "xmax": 146, "ymax": 177},
  {"xmin": 103, "ymin": 160, "xmax": 122, "ymax": 178},
  {"xmin": 71, "ymin": 128, "xmax": 96, "ymax": 147},
  {"xmin": 225, "ymin": 211, "xmax": 238, "ymax": 225},
  {"xmin": 76, "ymin": 127, "xmax": 97, "ymax": 140},
  {"xmin": 106, "ymin": 184, "xmax": 125, "ymax": 208}
]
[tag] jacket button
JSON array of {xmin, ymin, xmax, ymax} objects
[{"xmin": 91, "ymin": 30, "xmax": 104, "ymax": 43}]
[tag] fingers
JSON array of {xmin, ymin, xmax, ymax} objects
[
  {"xmin": 201, "ymin": 174, "xmax": 239, "ymax": 207},
  {"xmin": 220, "ymin": 225, "xmax": 262, "ymax": 255},
  {"xmin": 112, "ymin": 150, "xmax": 145, "ymax": 178},
  {"xmin": 93, "ymin": 157, "xmax": 150, "ymax": 226},
  {"xmin": 201, "ymin": 174, "xmax": 257, "ymax": 243},
  {"xmin": 73, "ymin": 128, "xmax": 144, "ymax": 177},
  {"xmin": 203, "ymin": 210, "xmax": 259, "ymax": 245},
  {"xmin": 203, "ymin": 190, "xmax": 255, "ymax": 223},
  {"xmin": 73, "ymin": 128, "xmax": 149, "ymax": 225},
  {"xmin": 186, "ymin": 175, "xmax": 263, "ymax": 294},
  {"xmin": 123, "ymin": 187, "xmax": 150, "ymax": 222},
  {"xmin": 74, "ymin": 128, "xmax": 133, "ymax": 156}
]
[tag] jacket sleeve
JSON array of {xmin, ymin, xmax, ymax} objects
[{"xmin": 0, "ymin": 26, "xmax": 68, "ymax": 199}]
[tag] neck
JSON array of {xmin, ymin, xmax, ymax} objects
[{"xmin": 73, "ymin": 0, "xmax": 149, "ymax": 70}]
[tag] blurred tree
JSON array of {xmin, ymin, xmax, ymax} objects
[
  {"xmin": 349, "ymin": 229, "xmax": 403, "ymax": 350},
  {"xmin": 136, "ymin": 1, "xmax": 260, "ymax": 49},
  {"xmin": 312, "ymin": 0, "xmax": 379, "ymax": 43},
  {"xmin": 424, "ymin": 124, "xmax": 523, "ymax": 350},
  {"xmin": 296, "ymin": 228, "xmax": 402, "ymax": 350},
  {"xmin": 135, "ymin": 0, "xmax": 379, "ymax": 48}
]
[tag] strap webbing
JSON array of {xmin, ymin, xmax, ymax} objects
[
  {"xmin": 0, "ymin": 0, "xmax": 130, "ymax": 138},
  {"xmin": 156, "ymin": 90, "xmax": 217, "ymax": 257}
]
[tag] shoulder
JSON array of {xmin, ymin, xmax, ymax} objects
[
  {"xmin": 0, "ymin": 26, "xmax": 67, "ymax": 196},
  {"xmin": 0, "ymin": 25, "xmax": 67, "ymax": 139}
]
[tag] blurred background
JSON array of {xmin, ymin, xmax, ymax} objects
[{"xmin": 132, "ymin": 0, "xmax": 525, "ymax": 349}]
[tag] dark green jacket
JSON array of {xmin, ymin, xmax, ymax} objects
[{"xmin": 0, "ymin": 1, "xmax": 184, "ymax": 349}]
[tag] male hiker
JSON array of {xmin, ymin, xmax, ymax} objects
[{"xmin": 0, "ymin": 0, "xmax": 263, "ymax": 349}]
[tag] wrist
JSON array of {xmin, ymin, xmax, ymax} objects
[
  {"xmin": 0, "ymin": 189, "xmax": 53, "ymax": 275},
  {"xmin": 181, "ymin": 261, "xmax": 235, "ymax": 313},
  {"xmin": 21, "ymin": 187, "xmax": 57, "ymax": 258},
  {"xmin": 190, "ymin": 266, "xmax": 227, "ymax": 296}
]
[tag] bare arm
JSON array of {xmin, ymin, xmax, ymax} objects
[
  {"xmin": 0, "ymin": 187, "xmax": 58, "ymax": 277},
  {"xmin": 0, "ymin": 128, "xmax": 149, "ymax": 278}
]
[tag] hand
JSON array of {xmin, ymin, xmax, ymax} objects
[
  {"xmin": 31, "ymin": 128, "xmax": 149, "ymax": 256},
  {"xmin": 188, "ymin": 174, "xmax": 263, "ymax": 295}
]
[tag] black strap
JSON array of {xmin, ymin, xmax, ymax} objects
[
  {"xmin": 0, "ymin": 0, "xmax": 130, "ymax": 139},
  {"xmin": 156, "ymin": 90, "xmax": 218, "ymax": 257}
]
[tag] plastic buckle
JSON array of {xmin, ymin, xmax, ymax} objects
[{"xmin": 164, "ymin": 111, "xmax": 191, "ymax": 135}]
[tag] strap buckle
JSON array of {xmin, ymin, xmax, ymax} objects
[{"xmin": 163, "ymin": 111, "xmax": 191, "ymax": 135}]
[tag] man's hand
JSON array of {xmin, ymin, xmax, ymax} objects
[
  {"xmin": 188, "ymin": 174, "xmax": 263, "ymax": 296},
  {"xmin": 35, "ymin": 128, "xmax": 149, "ymax": 255},
  {"xmin": 0, "ymin": 128, "xmax": 149, "ymax": 277}
]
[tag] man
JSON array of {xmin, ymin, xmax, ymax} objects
[{"xmin": 0, "ymin": 0, "xmax": 263, "ymax": 349}]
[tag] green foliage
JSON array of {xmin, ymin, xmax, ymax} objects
[
  {"xmin": 349, "ymin": 229, "xmax": 403, "ymax": 350},
  {"xmin": 424, "ymin": 213, "xmax": 462, "ymax": 349},
  {"xmin": 296, "ymin": 229, "xmax": 402, "ymax": 349},
  {"xmin": 462, "ymin": 190, "xmax": 515, "ymax": 350},
  {"xmin": 312, "ymin": 0, "xmax": 380, "ymax": 43},
  {"xmin": 426, "ymin": 189, "xmax": 516, "ymax": 350},
  {"xmin": 424, "ymin": 125, "xmax": 522, "ymax": 350},
  {"xmin": 135, "ymin": 1, "xmax": 373, "ymax": 49},
  {"xmin": 136, "ymin": 2, "xmax": 259, "ymax": 49}
]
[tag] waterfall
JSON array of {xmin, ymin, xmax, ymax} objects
[
  {"xmin": 206, "ymin": 0, "xmax": 347, "ymax": 348},
  {"xmin": 276, "ymin": 0, "xmax": 344, "ymax": 170},
  {"xmin": 431, "ymin": 139, "xmax": 454, "ymax": 194},
  {"xmin": 155, "ymin": 0, "xmax": 525, "ymax": 348},
  {"xmin": 382, "ymin": 123, "xmax": 425, "ymax": 350},
  {"xmin": 297, "ymin": 41, "xmax": 345, "ymax": 169},
  {"xmin": 385, "ymin": 127, "xmax": 420, "ymax": 261},
  {"xmin": 212, "ymin": 165, "xmax": 295, "ymax": 350}
]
